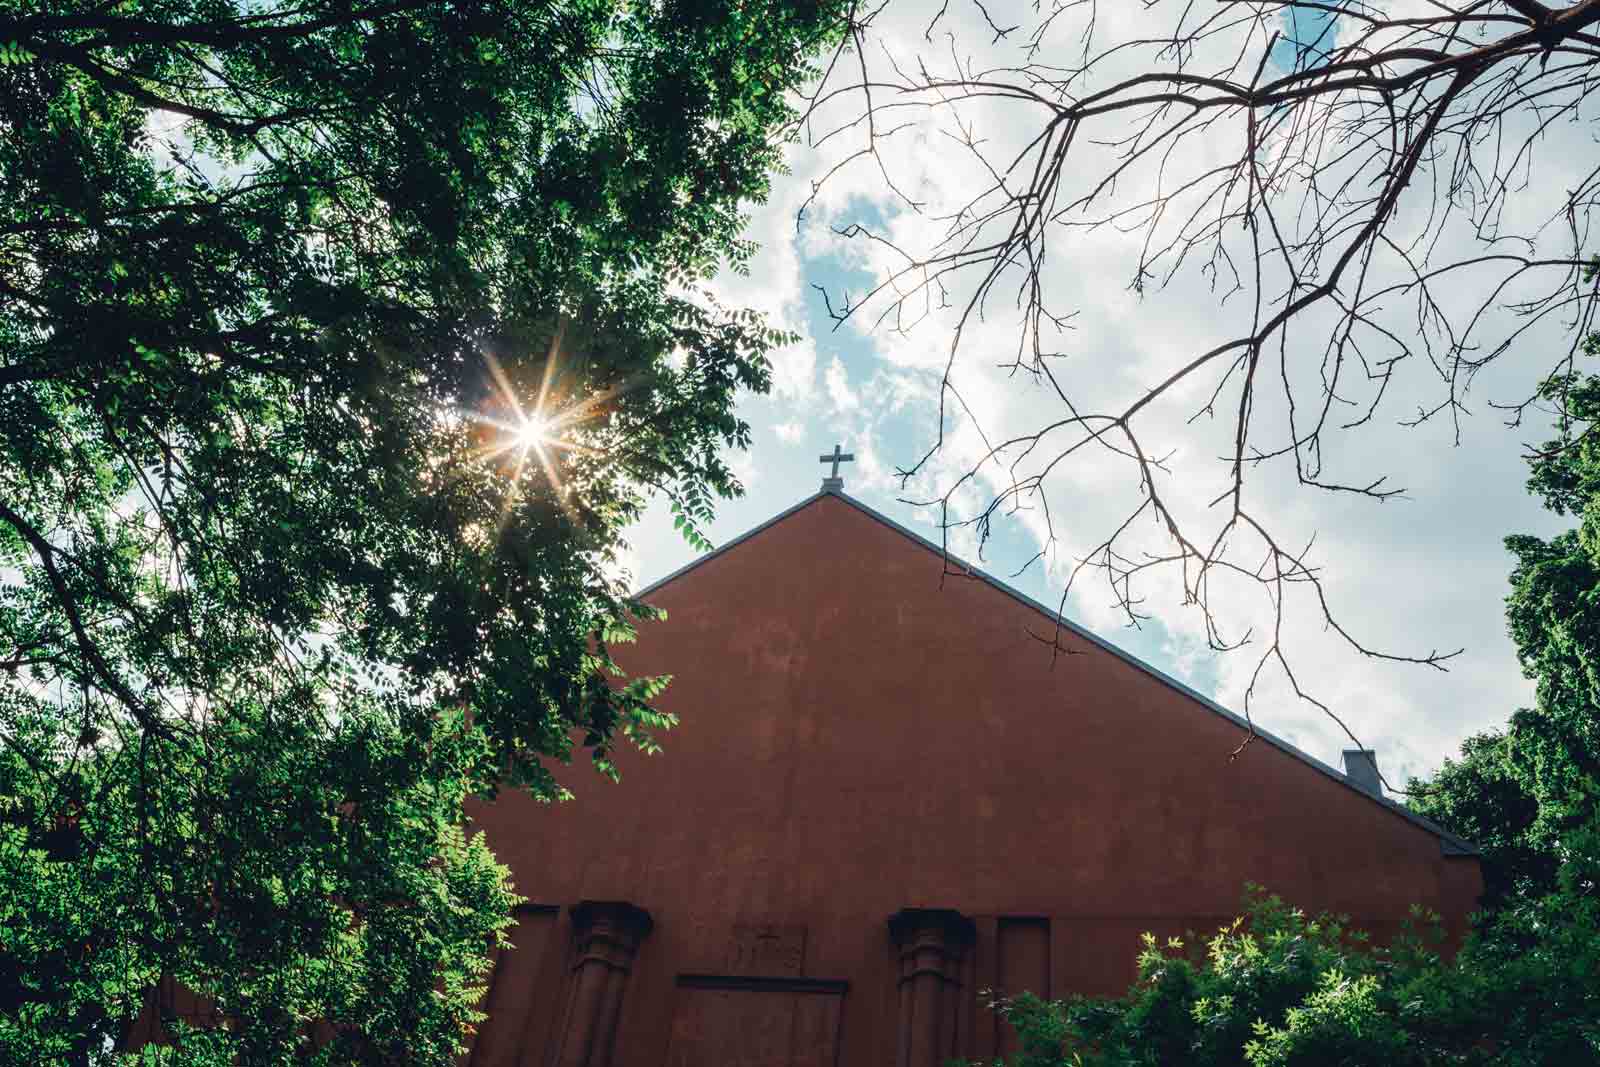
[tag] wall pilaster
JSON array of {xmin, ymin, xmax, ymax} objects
[
  {"xmin": 888, "ymin": 907, "xmax": 975, "ymax": 1067},
  {"xmin": 548, "ymin": 901, "xmax": 653, "ymax": 1067}
]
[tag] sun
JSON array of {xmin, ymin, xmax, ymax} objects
[
  {"xmin": 513, "ymin": 412, "xmax": 554, "ymax": 451},
  {"xmin": 465, "ymin": 333, "xmax": 630, "ymax": 514}
]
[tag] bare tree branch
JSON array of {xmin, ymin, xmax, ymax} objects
[{"xmin": 796, "ymin": 1, "xmax": 1600, "ymax": 777}]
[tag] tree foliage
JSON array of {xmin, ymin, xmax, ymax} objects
[
  {"xmin": 0, "ymin": 0, "xmax": 844, "ymax": 1062},
  {"xmin": 1408, "ymin": 329, "xmax": 1600, "ymax": 912},
  {"xmin": 988, "ymin": 880, "xmax": 1600, "ymax": 1067}
]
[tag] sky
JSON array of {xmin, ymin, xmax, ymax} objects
[{"xmin": 615, "ymin": 1, "xmax": 1585, "ymax": 789}]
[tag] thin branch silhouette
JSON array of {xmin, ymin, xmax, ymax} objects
[{"xmin": 796, "ymin": 1, "xmax": 1600, "ymax": 790}]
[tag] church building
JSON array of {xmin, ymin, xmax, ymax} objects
[{"xmin": 461, "ymin": 459, "xmax": 1481, "ymax": 1067}]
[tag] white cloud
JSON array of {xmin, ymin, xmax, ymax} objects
[
  {"xmin": 823, "ymin": 355, "xmax": 859, "ymax": 412},
  {"xmin": 770, "ymin": 336, "xmax": 817, "ymax": 402}
]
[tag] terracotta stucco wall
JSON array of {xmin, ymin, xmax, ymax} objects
[{"xmin": 464, "ymin": 494, "xmax": 1482, "ymax": 1067}]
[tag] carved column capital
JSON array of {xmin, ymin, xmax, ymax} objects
[
  {"xmin": 888, "ymin": 908, "xmax": 976, "ymax": 952},
  {"xmin": 569, "ymin": 901, "xmax": 654, "ymax": 972}
]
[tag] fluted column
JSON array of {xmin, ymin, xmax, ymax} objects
[
  {"xmin": 889, "ymin": 908, "xmax": 975, "ymax": 1067},
  {"xmin": 549, "ymin": 901, "xmax": 653, "ymax": 1067}
]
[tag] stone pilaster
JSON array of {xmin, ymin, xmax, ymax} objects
[
  {"xmin": 888, "ymin": 907, "xmax": 975, "ymax": 1067},
  {"xmin": 549, "ymin": 901, "xmax": 653, "ymax": 1067}
]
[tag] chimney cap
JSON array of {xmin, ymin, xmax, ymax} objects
[{"xmin": 1341, "ymin": 749, "xmax": 1383, "ymax": 798}]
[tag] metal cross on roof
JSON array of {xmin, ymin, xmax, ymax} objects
[{"xmin": 819, "ymin": 444, "xmax": 854, "ymax": 491}]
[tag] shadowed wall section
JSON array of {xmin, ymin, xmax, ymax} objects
[
  {"xmin": 467, "ymin": 905, "xmax": 562, "ymax": 1067},
  {"xmin": 663, "ymin": 975, "xmax": 846, "ymax": 1067},
  {"xmin": 462, "ymin": 491, "xmax": 1483, "ymax": 1067}
]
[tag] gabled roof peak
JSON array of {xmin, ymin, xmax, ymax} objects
[{"xmin": 635, "ymin": 488, "xmax": 1478, "ymax": 857}]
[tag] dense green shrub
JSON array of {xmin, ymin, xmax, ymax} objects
[{"xmin": 984, "ymin": 868, "xmax": 1599, "ymax": 1067}]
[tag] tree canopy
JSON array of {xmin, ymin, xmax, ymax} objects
[
  {"xmin": 1411, "ymin": 331, "xmax": 1600, "ymax": 910},
  {"xmin": 0, "ymin": 0, "xmax": 844, "ymax": 1062}
]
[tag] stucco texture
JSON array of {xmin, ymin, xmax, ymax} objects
[{"xmin": 463, "ymin": 492, "xmax": 1482, "ymax": 1067}]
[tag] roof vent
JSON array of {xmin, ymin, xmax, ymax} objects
[{"xmin": 1341, "ymin": 749, "xmax": 1383, "ymax": 798}]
